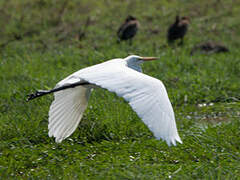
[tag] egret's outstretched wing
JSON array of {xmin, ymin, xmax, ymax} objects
[
  {"xmin": 74, "ymin": 60, "xmax": 182, "ymax": 146},
  {"xmin": 48, "ymin": 85, "xmax": 91, "ymax": 143}
]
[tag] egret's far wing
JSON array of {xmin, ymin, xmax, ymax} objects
[
  {"xmin": 48, "ymin": 85, "xmax": 91, "ymax": 143},
  {"xmin": 78, "ymin": 63, "xmax": 182, "ymax": 146}
]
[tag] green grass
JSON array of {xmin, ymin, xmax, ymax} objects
[{"xmin": 0, "ymin": 0, "xmax": 240, "ymax": 179}]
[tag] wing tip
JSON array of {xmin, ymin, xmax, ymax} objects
[
  {"xmin": 55, "ymin": 137, "xmax": 64, "ymax": 143},
  {"xmin": 166, "ymin": 136, "xmax": 182, "ymax": 146},
  {"xmin": 48, "ymin": 132, "xmax": 64, "ymax": 143},
  {"xmin": 48, "ymin": 130, "xmax": 64, "ymax": 143}
]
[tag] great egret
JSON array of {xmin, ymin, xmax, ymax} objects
[
  {"xmin": 27, "ymin": 55, "xmax": 182, "ymax": 146},
  {"xmin": 117, "ymin": 15, "xmax": 139, "ymax": 44},
  {"xmin": 190, "ymin": 41, "xmax": 229, "ymax": 55},
  {"xmin": 167, "ymin": 15, "xmax": 190, "ymax": 45}
]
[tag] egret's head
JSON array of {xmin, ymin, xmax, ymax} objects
[
  {"xmin": 125, "ymin": 55, "xmax": 158, "ymax": 72},
  {"xmin": 125, "ymin": 55, "xmax": 158, "ymax": 64}
]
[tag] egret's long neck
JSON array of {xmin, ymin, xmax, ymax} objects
[{"xmin": 126, "ymin": 60, "xmax": 142, "ymax": 73}]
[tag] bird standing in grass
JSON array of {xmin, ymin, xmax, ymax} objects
[
  {"xmin": 27, "ymin": 55, "xmax": 182, "ymax": 146},
  {"xmin": 167, "ymin": 15, "xmax": 190, "ymax": 45},
  {"xmin": 117, "ymin": 16, "xmax": 139, "ymax": 44},
  {"xmin": 190, "ymin": 41, "xmax": 229, "ymax": 55}
]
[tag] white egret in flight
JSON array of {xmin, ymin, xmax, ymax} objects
[{"xmin": 27, "ymin": 55, "xmax": 182, "ymax": 146}]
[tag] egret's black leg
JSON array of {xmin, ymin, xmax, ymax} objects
[
  {"xmin": 27, "ymin": 90, "xmax": 52, "ymax": 101},
  {"xmin": 26, "ymin": 81, "xmax": 90, "ymax": 101}
]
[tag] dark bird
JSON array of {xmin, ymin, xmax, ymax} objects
[
  {"xmin": 167, "ymin": 15, "xmax": 190, "ymax": 45},
  {"xmin": 190, "ymin": 41, "xmax": 229, "ymax": 55},
  {"xmin": 117, "ymin": 15, "xmax": 139, "ymax": 44}
]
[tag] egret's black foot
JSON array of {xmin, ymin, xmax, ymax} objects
[{"xmin": 26, "ymin": 90, "xmax": 49, "ymax": 101}]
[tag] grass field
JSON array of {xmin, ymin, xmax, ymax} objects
[{"xmin": 0, "ymin": 0, "xmax": 240, "ymax": 179}]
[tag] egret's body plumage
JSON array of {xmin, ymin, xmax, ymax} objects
[{"xmin": 28, "ymin": 55, "xmax": 182, "ymax": 146}]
